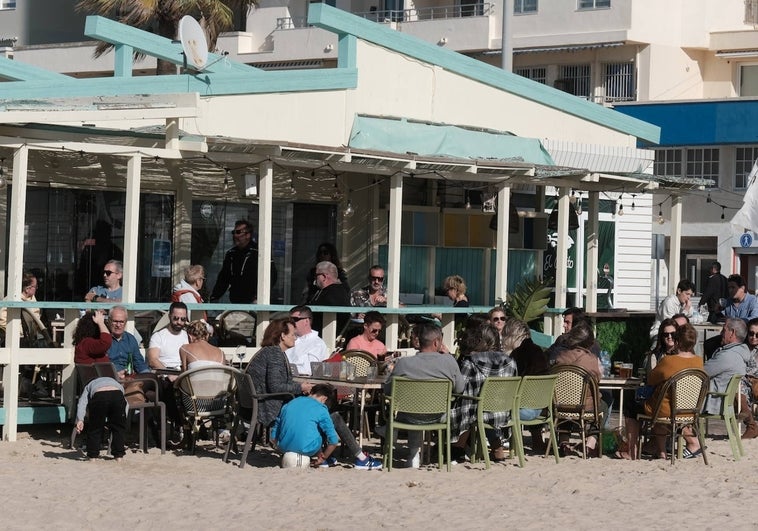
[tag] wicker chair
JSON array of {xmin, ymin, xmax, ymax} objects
[
  {"xmin": 174, "ymin": 365, "xmax": 241, "ymax": 454},
  {"xmin": 516, "ymin": 374, "xmax": 560, "ymax": 465},
  {"xmin": 383, "ymin": 377, "xmax": 453, "ymax": 471},
  {"xmin": 342, "ymin": 349, "xmax": 377, "ymax": 377},
  {"xmin": 550, "ymin": 364, "xmax": 604, "ymax": 459},
  {"xmin": 638, "ymin": 368, "xmax": 709, "ymax": 465},
  {"xmin": 699, "ymin": 373, "xmax": 744, "ymax": 461}
]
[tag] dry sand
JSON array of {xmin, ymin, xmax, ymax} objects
[{"xmin": 0, "ymin": 423, "xmax": 754, "ymax": 530}]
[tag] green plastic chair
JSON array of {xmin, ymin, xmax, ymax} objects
[
  {"xmin": 516, "ymin": 374, "xmax": 560, "ymax": 465},
  {"xmin": 383, "ymin": 377, "xmax": 453, "ymax": 472},
  {"xmin": 466, "ymin": 376, "xmax": 522, "ymax": 469},
  {"xmin": 699, "ymin": 373, "xmax": 745, "ymax": 461}
]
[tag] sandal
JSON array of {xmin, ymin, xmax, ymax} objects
[
  {"xmin": 613, "ymin": 450, "xmax": 632, "ymax": 460},
  {"xmin": 682, "ymin": 447, "xmax": 702, "ymax": 459}
]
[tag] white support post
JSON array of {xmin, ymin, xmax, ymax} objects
[
  {"xmin": 669, "ymin": 194, "xmax": 683, "ymax": 290},
  {"xmin": 554, "ymin": 187, "xmax": 571, "ymax": 324},
  {"xmin": 494, "ymin": 185, "xmax": 511, "ymax": 304},
  {"xmin": 256, "ymin": 161, "xmax": 274, "ymax": 346},
  {"xmin": 3, "ymin": 145, "xmax": 28, "ymax": 442},
  {"xmin": 386, "ymin": 173, "xmax": 403, "ymax": 350},
  {"xmin": 585, "ymin": 191, "xmax": 600, "ymax": 313},
  {"xmin": 123, "ymin": 155, "xmax": 141, "ymax": 304}
]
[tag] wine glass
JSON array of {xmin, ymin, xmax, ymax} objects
[{"xmin": 235, "ymin": 345, "xmax": 247, "ymax": 366}]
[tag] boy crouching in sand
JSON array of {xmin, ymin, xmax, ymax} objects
[
  {"xmin": 75, "ymin": 376, "xmax": 128, "ymax": 461},
  {"xmin": 271, "ymin": 383, "xmax": 381, "ymax": 470}
]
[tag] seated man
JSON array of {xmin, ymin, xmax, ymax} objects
[
  {"xmin": 345, "ymin": 311, "xmax": 387, "ymax": 358},
  {"xmin": 0, "ymin": 272, "xmax": 42, "ymax": 331},
  {"xmin": 383, "ymin": 322, "xmax": 464, "ymax": 468},
  {"xmin": 723, "ymin": 274, "xmax": 758, "ymax": 323},
  {"xmin": 271, "ymin": 383, "xmax": 381, "ymax": 470},
  {"xmin": 84, "ymin": 260, "xmax": 123, "ymax": 303},
  {"xmin": 704, "ymin": 318, "xmax": 750, "ymax": 415},
  {"xmin": 147, "ymin": 302, "xmax": 189, "ymax": 371},
  {"xmin": 350, "ymin": 265, "xmax": 387, "ymax": 308},
  {"xmin": 307, "ymin": 261, "xmax": 351, "ymax": 333},
  {"xmin": 107, "ymin": 306, "xmax": 150, "ymax": 376},
  {"xmin": 286, "ymin": 305, "xmax": 329, "ymax": 376}
]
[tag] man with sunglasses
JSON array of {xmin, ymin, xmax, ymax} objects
[
  {"xmin": 210, "ymin": 219, "xmax": 277, "ymax": 304},
  {"xmin": 350, "ymin": 266, "xmax": 387, "ymax": 308},
  {"xmin": 84, "ymin": 260, "xmax": 123, "ymax": 303},
  {"xmin": 147, "ymin": 302, "xmax": 189, "ymax": 371},
  {"xmin": 285, "ymin": 305, "xmax": 329, "ymax": 375}
]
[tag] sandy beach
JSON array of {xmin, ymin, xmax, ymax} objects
[{"xmin": 0, "ymin": 422, "xmax": 755, "ymax": 531}]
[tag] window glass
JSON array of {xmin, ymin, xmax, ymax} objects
[
  {"xmin": 578, "ymin": 0, "xmax": 610, "ymax": 9},
  {"xmin": 515, "ymin": 0, "xmax": 537, "ymax": 13},
  {"xmin": 686, "ymin": 148, "xmax": 719, "ymax": 187},
  {"xmin": 740, "ymin": 65, "xmax": 758, "ymax": 97},
  {"xmin": 735, "ymin": 146, "xmax": 758, "ymax": 189}
]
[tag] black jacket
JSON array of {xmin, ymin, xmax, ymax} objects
[{"xmin": 210, "ymin": 243, "xmax": 277, "ymax": 303}]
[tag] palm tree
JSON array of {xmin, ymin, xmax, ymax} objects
[{"xmin": 76, "ymin": 0, "xmax": 256, "ymax": 75}]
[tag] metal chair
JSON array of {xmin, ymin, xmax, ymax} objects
[
  {"xmin": 550, "ymin": 364, "xmax": 604, "ymax": 459},
  {"xmin": 637, "ymin": 368, "xmax": 709, "ymax": 465},
  {"xmin": 466, "ymin": 376, "xmax": 521, "ymax": 469},
  {"xmin": 174, "ymin": 365, "xmax": 241, "ymax": 454},
  {"xmin": 383, "ymin": 377, "xmax": 453, "ymax": 471},
  {"xmin": 516, "ymin": 374, "xmax": 560, "ymax": 465},
  {"xmin": 224, "ymin": 371, "xmax": 294, "ymax": 469}
]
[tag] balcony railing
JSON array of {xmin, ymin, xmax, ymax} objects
[{"xmin": 276, "ymin": 3, "xmax": 494, "ymax": 30}]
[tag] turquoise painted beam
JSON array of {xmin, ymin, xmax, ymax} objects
[
  {"xmin": 113, "ymin": 44, "xmax": 133, "ymax": 78},
  {"xmin": 338, "ymin": 34, "xmax": 357, "ymax": 69},
  {"xmin": 307, "ymin": 4, "xmax": 660, "ymax": 145},
  {"xmin": 0, "ymin": 405, "xmax": 67, "ymax": 425},
  {"xmin": 0, "ymin": 68, "xmax": 358, "ymax": 99},
  {"xmin": 0, "ymin": 56, "xmax": 73, "ymax": 82},
  {"xmin": 84, "ymin": 15, "xmax": 261, "ymax": 75}
]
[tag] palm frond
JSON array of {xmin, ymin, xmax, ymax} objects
[{"xmin": 505, "ymin": 276, "xmax": 552, "ymax": 324}]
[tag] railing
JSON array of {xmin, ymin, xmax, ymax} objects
[{"xmin": 275, "ymin": 3, "xmax": 494, "ymax": 29}]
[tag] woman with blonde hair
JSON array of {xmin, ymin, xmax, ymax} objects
[{"xmin": 179, "ymin": 320, "xmax": 225, "ymax": 371}]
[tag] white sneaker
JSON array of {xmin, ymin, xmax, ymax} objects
[{"xmin": 406, "ymin": 450, "xmax": 420, "ymax": 469}]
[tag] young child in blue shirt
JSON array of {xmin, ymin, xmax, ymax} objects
[{"xmin": 271, "ymin": 383, "xmax": 382, "ymax": 469}]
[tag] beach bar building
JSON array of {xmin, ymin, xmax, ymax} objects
[{"xmin": 0, "ymin": 5, "xmax": 705, "ymax": 440}]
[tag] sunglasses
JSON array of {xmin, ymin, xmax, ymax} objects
[
  {"xmin": 291, "ymin": 316, "xmax": 310, "ymax": 322},
  {"xmin": 231, "ymin": 229, "xmax": 249, "ymax": 235},
  {"xmin": 171, "ymin": 316, "xmax": 188, "ymax": 322},
  {"xmin": 368, "ymin": 327, "xmax": 382, "ymax": 334},
  {"xmin": 103, "ymin": 270, "xmax": 118, "ymax": 276},
  {"xmin": 661, "ymin": 332, "xmax": 676, "ymax": 338},
  {"xmin": 749, "ymin": 332, "xmax": 758, "ymax": 338},
  {"xmin": 491, "ymin": 316, "xmax": 506, "ymax": 322},
  {"xmin": 370, "ymin": 276, "xmax": 385, "ymax": 282}
]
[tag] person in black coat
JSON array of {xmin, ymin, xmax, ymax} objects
[{"xmin": 702, "ymin": 261, "xmax": 728, "ymax": 323}]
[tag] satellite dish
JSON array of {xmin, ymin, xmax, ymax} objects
[{"xmin": 178, "ymin": 15, "xmax": 209, "ymax": 71}]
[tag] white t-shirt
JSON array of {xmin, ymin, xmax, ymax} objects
[
  {"xmin": 286, "ymin": 330, "xmax": 329, "ymax": 375},
  {"xmin": 149, "ymin": 328, "xmax": 188, "ymax": 369}
]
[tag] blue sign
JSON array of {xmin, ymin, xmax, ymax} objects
[{"xmin": 740, "ymin": 233, "xmax": 753, "ymax": 248}]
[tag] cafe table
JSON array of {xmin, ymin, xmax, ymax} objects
[
  {"xmin": 599, "ymin": 376, "xmax": 643, "ymax": 428},
  {"xmin": 294, "ymin": 374, "xmax": 386, "ymax": 447}
]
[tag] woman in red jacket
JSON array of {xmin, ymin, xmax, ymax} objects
[{"xmin": 73, "ymin": 311, "xmax": 112, "ymax": 364}]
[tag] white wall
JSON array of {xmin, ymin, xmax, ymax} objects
[{"xmin": 613, "ymin": 192, "xmax": 653, "ymax": 310}]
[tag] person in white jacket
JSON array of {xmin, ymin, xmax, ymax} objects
[
  {"xmin": 650, "ymin": 279, "xmax": 695, "ymax": 339},
  {"xmin": 172, "ymin": 265, "xmax": 206, "ymax": 321}
]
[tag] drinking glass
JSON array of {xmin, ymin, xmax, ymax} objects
[{"xmin": 236, "ymin": 345, "xmax": 247, "ymax": 366}]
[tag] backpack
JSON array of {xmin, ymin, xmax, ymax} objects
[{"xmin": 171, "ymin": 289, "xmax": 202, "ymax": 304}]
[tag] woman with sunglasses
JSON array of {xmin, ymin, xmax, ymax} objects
[
  {"xmin": 739, "ymin": 318, "xmax": 758, "ymax": 439},
  {"xmin": 345, "ymin": 311, "xmax": 387, "ymax": 358},
  {"xmin": 643, "ymin": 318, "xmax": 679, "ymax": 373},
  {"xmin": 620, "ymin": 323, "xmax": 703, "ymax": 459}
]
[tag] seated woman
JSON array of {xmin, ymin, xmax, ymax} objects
[
  {"xmin": 449, "ymin": 323, "xmax": 517, "ymax": 462},
  {"xmin": 73, "ymin": 310, "xmax": 112, "ymax": 364},
  {"xmin": 345, "ymin": 311, "xmax": 387, "ymax": 358},
  {"xmin": 621, "ymin": 323, "xmax": 703, "ymax": 460},
  {"xmin": 553, "ymin": 321, "xmax": 607, "ymax": 457},
  {"xmin": 179, "ymin": 320, "xmax": 226, "ymax": 371},
  {"xmin": 247, "ymin": 318, "xmax": 312, "ymax": 428},
  {"xmin": 644, "ymin": 318, "xmax": 679, "ymax": 373}
]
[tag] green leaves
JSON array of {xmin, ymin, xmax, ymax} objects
[{"xmin": 505, "ymin": 276, "xmax": 552, "ymax": 325}]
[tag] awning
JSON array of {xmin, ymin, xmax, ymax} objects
[{"xmin": 348, "ymin": 115, "xmax": 555, "ymax": 166}]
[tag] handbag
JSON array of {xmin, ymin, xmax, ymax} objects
[
  {"xmin": 123, "ymin": 380, "xmax": 147, "ymax": 407},
  {"xmin": 746, "ymin": 375, "xmax": 758, "ymax": 401},
  {"xmin": 635, "ymin": 384, "xmax": 655, "ymax": 404}
]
